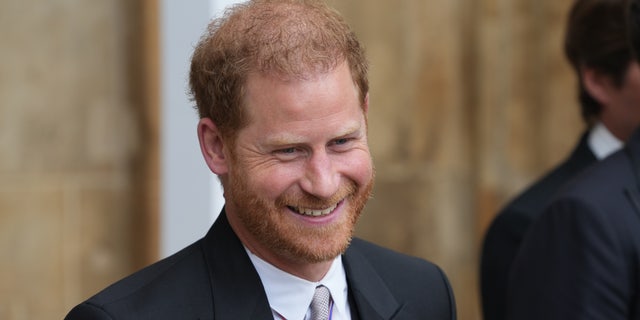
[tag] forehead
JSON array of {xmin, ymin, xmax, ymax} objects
[{"xmin": 243, "ymin": 63, "xmax": 362, "ymax": 124}]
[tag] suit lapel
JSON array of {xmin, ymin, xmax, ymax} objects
[
  {"xmin": 624, "ymin": 129, "xmax": 640, "ymax": 220},
  {"xmin": 201, "ymin": 210, "xmax": 273, "ymax": 319},
  {"xmin": 569, "ymin": 130, "xmax": 598, "ymax": 170},
  {"xmin": 343, "ymin": 245, "xmax": 402, "ymax": 320}
]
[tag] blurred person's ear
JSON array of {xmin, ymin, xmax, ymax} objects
[{"xmin": 582, "ymin": 67, "xmax": 617, "ymax": 106}]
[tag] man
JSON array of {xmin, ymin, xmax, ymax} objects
[
  {"xmin": 505, "ymin": 0, "xmax": 640, "ymax": 318},
  {"xmin": 64, "ymin": 1, "xmax": 456, "ymax": 319},
  {"xmin": 480, "ymin": 0, "xmax": 639, "ymax": 319}
]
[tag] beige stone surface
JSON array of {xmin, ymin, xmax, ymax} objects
[
  {"xmin": 0, "ymin": 1, "xmax": 144, "ymax": 319},
  {"xmin": 0, "ymin": 184, "xmax": 64, "ymax": 319}
]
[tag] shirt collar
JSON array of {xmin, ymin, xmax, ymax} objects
[
  {"xmin": 588, "ymin": 122, "xmax": 623, "ymax": 160},
  {"xmin": 246, "ymin": 248, "xmax": 350, "ymax": 320}
]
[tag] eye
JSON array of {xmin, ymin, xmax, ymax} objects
[
  {"xmin": 334, "ymin": 138, "xmax": 349, "ymax": 145},
  {"xmin": 272, "ymin": 147, "xmax": 302, "ymax": 160},
  {"xmin": 277, "ymin": 147, "xmax": 297, "ymax": 154},
  {"xmin": 332, "ymin": 137, "xmax": 356, "ymax": 148}
]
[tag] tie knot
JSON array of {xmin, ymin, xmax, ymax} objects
[{"xmin": 310, "ymin": 285, "xmax": 332, "ymax": 320}]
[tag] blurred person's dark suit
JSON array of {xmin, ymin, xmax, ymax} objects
[
  {"xmin": 506, "ymin": 127, "xmax": 640, "ymax": 320},
  {"xmin": 480, "ymin": 132, "xmax": 597, "ymax": 320}
]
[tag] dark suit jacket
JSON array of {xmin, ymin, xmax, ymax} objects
[
  {"xmin": 65, "ymin": 210, "xmax": 457, "ymax": 319},
  {"xmin": 506, "ymin": 128, "xmax": 640, "ymax": 319},
  {"xmin": 480, "ymin": 131, "xmax": 597, "ymax": 320}
]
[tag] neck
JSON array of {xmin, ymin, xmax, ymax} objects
[
  {"xmin": 600, "ymin": 114, "xmax": 634, "ymax": 142},
  {"xmin": 247, "ymin": 243, "xmax": 334, "ymax": 282}
]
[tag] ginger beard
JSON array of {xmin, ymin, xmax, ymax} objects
[{"xmin": 226, "ymin": 158, "xmax": 374, "ymax": 264}]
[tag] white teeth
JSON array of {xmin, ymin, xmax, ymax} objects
[{"xmin": 295, "ymin": 204, "xmax": 338, "ymax": 216}]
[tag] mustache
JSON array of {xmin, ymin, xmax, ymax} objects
[{"xmin": 275, "ymin": 181, "xmax": 357, "ymax": 209}]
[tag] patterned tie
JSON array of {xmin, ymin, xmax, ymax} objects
[{"xmin": 310, "ymin": 285, "xmax": 332, "ymax": 320}]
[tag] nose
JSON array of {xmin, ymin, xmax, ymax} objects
[{"xmin": 300, "ymin": 150, "xmax": 340, "ymax": 199}]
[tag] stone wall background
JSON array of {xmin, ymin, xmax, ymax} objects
[
  {"xmin": 0, "ymin": 0, "xmax": 580, "ymax": 319},
  {"xmin": 0, "ymin": 1, "xmax": 155, "ymax": 318}
]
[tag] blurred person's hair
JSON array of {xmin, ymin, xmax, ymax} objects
[
  {"xmin": 630, "ymin": 0, "xmax": 640, "ymax": 60},
  {"xmin": 564, "ymin": 0, "xmax": 632, "ymax": 125}
]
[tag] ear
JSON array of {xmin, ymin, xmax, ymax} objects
[
  {"xmin": 197, "ymin": 118, "xmax": 229, "ymax": 175},
  {"xmin": 582, "ymin": 67, "xmax": 615, "ymax": 106}
]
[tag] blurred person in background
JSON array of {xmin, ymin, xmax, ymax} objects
[
  {"xmin": 481, "ymin": 0, "xmax": 639, "ymax": 318},
  {"xmin": 506, "ymin": 0, "xmax": 640, "ymax": 318}
]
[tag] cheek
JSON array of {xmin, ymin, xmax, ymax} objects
[
  {"xmin": 628, "ymin": 72, "xmax": 640, "ymax": 101},
  {"xmin": 634, "ymin": 88, "xmax": 640, "ymax": 103},
  {"xmin": 342, "ymin": 152, "xmax": 373, "ymax": 186},
  {"xmin": 250, "ymin": 165, "xmax": 301, "ymax": 198},
  {"xmin": 624, "ymin": 88, "xmax": 640, "ymax": 109}
]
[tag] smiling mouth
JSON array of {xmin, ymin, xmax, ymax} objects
[{"xmin": 289, "ymin": 203, "xmax": 339, "ymax": 217}]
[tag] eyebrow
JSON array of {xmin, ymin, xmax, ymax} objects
[{"xmin": 264, "ymin": 122, "xmax": 363, "ymax": 146}]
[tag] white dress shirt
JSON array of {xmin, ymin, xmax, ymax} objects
[
  {"xmin": 246, "ymin": 248, "xmax": 352, "ymax": 320},
  {"xmin": 588, "ymin": 122, "xmax": 623, "ymax": 160}
]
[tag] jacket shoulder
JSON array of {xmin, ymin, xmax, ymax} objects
[{"xmin": 65, "ymin": 241, "xmax": 212, "ymax": 320}]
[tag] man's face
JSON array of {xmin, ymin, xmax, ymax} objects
[
  {"xmin": 609, "ymin": 62, "xmax": 640, "ymax": 140},
  {"xmin": 224, "ymin": 62, "xmax": 373, "ymax": 267}
]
